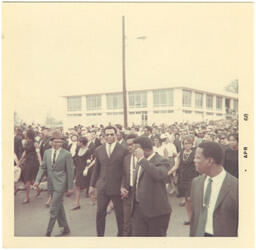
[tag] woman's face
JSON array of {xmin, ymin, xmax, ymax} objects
[
  {"xmin": 154, "ymin": 138, "xmax": 161, "ymax": 147},
  {"xmin": 183, "ymin": 140, "xmax": 193, "ymax": 151},
  {"xmin": 71, "ymin": 135, "xmax": 78, "ymax": 142},
  {"xmin": 229, "ymin": 136, "xmax": 238, "ymax": 149}
]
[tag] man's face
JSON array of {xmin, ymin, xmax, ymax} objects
[
  {"xmin": 52, "ymin": 139, "xmax": 63, "ymax": 150},
  {"xmin": 105, "ymin": 129, "xmax": 116, "ymax": 144},
  {"xmin": 42, "ymin": 129, "xmax": 48, "ymax": 137},
  {"xmin": 194, "ymin": 147, "xmax": 210, "ymax": 174},
  {"xmin": 126, "ymin": 138, "xmax": 135, "ymax": 154},
  {"xmin": 144, "ymin": 129, "xmax": 150, "ymax": 136},
  {"xmin": 116, "ymin": 132, "xmax": 123, "ymax": 141}
]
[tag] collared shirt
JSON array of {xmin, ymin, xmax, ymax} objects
[
  {"xmin": 204, "ymin": 168, "xmax": 227, "ymax": 235},
  {"xmin": 51, "ymin": 148, "xmax": 61, "ymax": 164},
  {"xmin": 136, "ymin": 152, "xmax": 156, "ymax": 187},
  {"xmin": 130, "ymin": 154, "xmax": 137, "ymax": 187},
  {"xmin": 105, "ymin": 141, "xmax": 117, "ymax": 157}
]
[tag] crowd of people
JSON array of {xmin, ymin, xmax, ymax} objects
[{"xmin": 14, "ymin": 118, "xmax": 239, "ymax": 237}]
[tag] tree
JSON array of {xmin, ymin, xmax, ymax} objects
[{"xmin": 225, "ymin": 79, "xmax": 238, "ymax": 94}]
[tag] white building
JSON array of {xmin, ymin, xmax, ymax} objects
[{"xmin": 62, "ymin": 86, "xmax": 238, "ymax": 128}]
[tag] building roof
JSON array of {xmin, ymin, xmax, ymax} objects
[{"xmin": 61, "ymin": 84, "xmax": 238, "ymax": 99}]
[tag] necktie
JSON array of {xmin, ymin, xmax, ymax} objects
[
  {"xmin": 52, "ymin": 150, "xmax": 57, "ymax": 168},
  {"xmin": 195, "ymin": 178, "xmax": 213, "ymax": 236},
  {"xmin": 108, "ymin": 143, "xmax": 112, "ymax": 157}
]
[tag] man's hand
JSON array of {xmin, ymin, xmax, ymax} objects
[
  {"xmin": 134, "ymin": 147, "xmax": 144, "ymax": 160},
  {"xmin": 33, "ymin": 182, "xmax": 39, "ymax": 190},
  {"xmin": 168, "ymin": 169, "xmax": 176, "ymax": 176},
  {"xmin": 120, "ymin": 187, "xmax": 129, "ymax": 199},
  {"xmin": 89, "ymin": 186, "xmax": 95, "ymax": 198}
]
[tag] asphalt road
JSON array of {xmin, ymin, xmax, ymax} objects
[{"xmin": 14, "ymin": 183, "xmax": 189, "ymax": 237}]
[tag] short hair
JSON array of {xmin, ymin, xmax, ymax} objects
[
  {"xmin": 134, "ymin": 136, "xmax": 153, "ymax": 150},
  {"xmin": 182, "ymin": 135, "xmax": 194, "ymax": 145},
  {"xmin": 198, "ymin": 141, "xmax": 224, "ymax": 165},
  {"xmin": 126, "ymin": 133, "xmax": 138, "ymax": 141},
  {"xmin": 104, "ymin": 126, "xmax": 117, "ymax": 134},
  {"xmin": 228, "ymin": 133, "xmax": 238, "ymax": 142},
  {"xmin": 79, "ymin": 136, "xmax": 88, "ymax": 146},
  {"xmin": 144, "ymin": 126, "xmax": 152, "ymax": 133},
  {"xmin": 26, "ymin": 129, "xmax": 35, "ymax": 140}
]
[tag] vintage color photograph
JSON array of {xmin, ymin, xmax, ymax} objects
[{"xmin": 2, "ymin": 2, "xmax": 254, "ymax": 248}]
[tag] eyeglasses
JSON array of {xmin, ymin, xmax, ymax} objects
[{"xmin": 105, "ymin": 133, "xmax": 115, "ymax": 136}]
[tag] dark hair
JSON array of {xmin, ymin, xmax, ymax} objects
[
  {"xmin": 198, "ymin": 141, "xmax": 224, "ymax": 165},
  {"xmin": 26, "ymin": 129, "xmax": 35, "ymax": 140},
  {"xmin": 228, "ymin": 133, "xmax": 238, "ymax": 142},
  {"xmin": 126, "ymin": 133, "xmax": 138, "ymax": 141},
  {"xmin": 182, "ymin": 135, "xmax": 194, "ymax": 145},
  {"xmin": 79, "ymin": 136, "xmax": 88, "ymax": 146},
  {"xmin": 104, "ymin": 126, "xmax": 117, "ymax": 134},
  {"xmin": 154, "ymin": 135, "xmax": 163, "ymax": 145},
  {"xmin": 134, "ymin": 136, "xmax": 153, "ymax": 150},
  {"xmin": 144, "ymin": 126, "xmax": 152, "ymax": 133}
]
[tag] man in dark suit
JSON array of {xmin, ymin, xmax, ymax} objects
[
  {"xmin": 91, "ymin": 130, "xmax": 102, "ymax": 149},
  {"xmin": 117, "ymin": 130, "xmax": 126, "ymax": 148},
  {"xmin": 190, "ymin": 141, "xmax": 238, "ymax": 237},
  {"xmin": 89, "ymin": 126, "xmax": 127, "ymax": 237},
  {"xmin": 131, "ymin": 136, "xmax": 172, "ymax": 236},
  {"xmin": 34, "ymin": 131, "xmax": 74, "ymax": 237},
  {"xmin": 121, "ymin": 133, "xmax": 138, "ymax": 236}
]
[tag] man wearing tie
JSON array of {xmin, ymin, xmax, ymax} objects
[
  {"xmin": 34, "ymin": 131, "xmax": 74, "ymax": 237},
  {"xmin": 190, "ymin": 141, "xmax": 238, "ymax": 237},
  {"xmin": 131, "ymin": 136, "xmax": 171, "ymax": 236},
  {"xmin": 89, "ymin": 126, "xmax": 127, "ymax": 237},
  {"xmin": 121, "ymin": 133, "xmax": 138, "ymax": 236}
]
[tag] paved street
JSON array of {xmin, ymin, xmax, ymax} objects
[{"xmin": 15, "ymin": 183, "xmax": 189, "ymax": 237}]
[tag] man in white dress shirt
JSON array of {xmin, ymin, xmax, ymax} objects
[{"xmin": 190, "ymin": 141, "xmax": 238, "ymax": 237}]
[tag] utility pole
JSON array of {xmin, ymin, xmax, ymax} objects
[{"xmin": 122, "ymin": 16, "xmax": 128, "ymax": 129}]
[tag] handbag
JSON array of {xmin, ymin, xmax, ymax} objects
[{"xmin": 14, "ymin": 166, "xmax": 21, "ymax": 183}]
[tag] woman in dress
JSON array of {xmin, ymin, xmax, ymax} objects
[
  {"xmin": 71, "ymin": 136, "xmax": 93, "ymax": 210},
  {"xmin": 224, "ymin": 133, "xmax": 238, "ymax": 178},
  {"xmin": 169, "ymin": 135, "xmax": 198, "ymax": 225},
  {"xmin": 18, "ymin": 130, "xmax": 41, "ymax": 204}
]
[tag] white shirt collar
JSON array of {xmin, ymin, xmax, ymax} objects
[{"xmin": 205, "ymin": 168, "xmax": 226, "ymax": 184}]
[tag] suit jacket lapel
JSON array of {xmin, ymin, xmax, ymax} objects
[{"xmin": 214, "ymin": 173, "xmax": 231, "ymax": 211}]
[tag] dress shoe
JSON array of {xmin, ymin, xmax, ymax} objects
[
  {"xmin": 55, "ymin": 228, "xmax": 70, "ymax": 237},
  {"xmin": 45, "ymin": 203, "xmax": 50, "ymax": 208},
  {"xmin": 184, "ymin": 221, "xmax": 190, "ymax": 225},
  {"xmin": 70, "ymin": 205, "xmax": 80, "ymax": 211},
  {"xmin": 46, "ymin": 231, "xmax": 51, "ymax": 237},
  {"xmin": 22, "ymin": 199, "xmax": 29, "ymax": 204}
]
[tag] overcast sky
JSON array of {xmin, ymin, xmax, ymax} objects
[{"xmin": 3, "ymin": 3, "xmax": 252, "ymax": 123}]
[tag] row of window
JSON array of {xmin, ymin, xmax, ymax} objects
[
  {"xmin": 183, "ymin": 90, "xmax": 224, "ymax": 110},
  {"xmin": 67, "ymin": 90, "xmax": 238, "ymax": 112}
]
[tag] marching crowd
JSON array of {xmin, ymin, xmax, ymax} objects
[{"xmin": 14, "ymin": 118, "xmax": 238, "ymax": 237}]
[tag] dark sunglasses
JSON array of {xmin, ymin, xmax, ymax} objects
[{"xmin": 105, "ymin": 133, "xmax": 115, "ymax": 136}]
